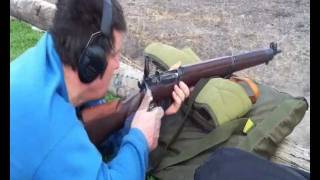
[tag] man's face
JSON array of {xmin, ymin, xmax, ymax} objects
[{"xmin": 86, "ymin": 30, "xmax": 123, "ymax": 100}]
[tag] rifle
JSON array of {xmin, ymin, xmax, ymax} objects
[{"xmin": 81, "ymin": 42, "xmax": 281, "ymax": 145}]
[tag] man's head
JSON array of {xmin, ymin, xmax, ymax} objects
[{"xmin": 50, "ymin": 0, "xmax": 126, "ymax": 105}]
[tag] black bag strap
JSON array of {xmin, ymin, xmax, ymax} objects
[
  {"xmin": 148, "ymin": 78, "xmax": 210, "ymax": 173},
  {"xmin": 167, "ymin": 78, "xmax": 211, "ymax": 148}
]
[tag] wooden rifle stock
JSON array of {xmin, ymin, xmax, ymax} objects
[
  {"xmin": 81, "ymin": 43, "xmax": 281, "ymax": 145},
  {"xmin": 81, "ymin": 92, "xmax": 145, "ymax": 145}
]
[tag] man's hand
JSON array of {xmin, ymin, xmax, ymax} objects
[
  {"xmin": 131, "ymin": 89, "xmax": 164, "ymax": 151},
  {"xmin": 165, "ymin": 61, "xmax": 191, "ymax": 115},
  {"xmin": 165, "ymin": 81, "xmax": 190, "ymax": 115}
]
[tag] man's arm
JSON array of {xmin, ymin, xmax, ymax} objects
[
  {"xmin": 33, "ymin": 90, "xmax": 165, "ymax": 180},
  {"xmin": 33, "ymin": 124, "xmax": 149, "ymax": 180}
]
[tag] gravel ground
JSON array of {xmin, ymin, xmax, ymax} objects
[
  {"xmin": 118, "ymin": 0, "xmax": 310, "ymax": 148},
  {"xmin": 44, "ymin": 0, "xmax": 310, "ymax": 98}
]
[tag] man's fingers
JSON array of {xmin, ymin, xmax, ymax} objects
[
  {"xmin": 174, "ymin": 84, "xmax": 185, "ymax": 101},
  {"xmin": 179, "ymin": 81, "xmax": 190, "ymax": 97},
  {"xmin": 139, "ymin": 89, "xmax": 153, "ymax": 110},
  {"xmin": 190, "ymin": 86, "xmax": 195, "ymax": 92},
  {"xmin": 172, "ymin": 91, "xmax": 182, "ymax": 106},
  {"xmin": 152, "ymin": 106, "xmax": 163, "ymax": 150}
]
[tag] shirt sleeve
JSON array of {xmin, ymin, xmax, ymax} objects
[{"xmin": 33, "ymin": 124, "xmax": 149, "ymax": 180}]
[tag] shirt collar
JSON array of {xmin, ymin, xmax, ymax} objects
[{"xmin": 45, "ymin": 32, "xmax": 69, "ymax": 102}]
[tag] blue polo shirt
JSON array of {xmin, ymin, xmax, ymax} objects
[{"xmin": 10, "ymin": 33, "xmax": 149, "ymax": 180}]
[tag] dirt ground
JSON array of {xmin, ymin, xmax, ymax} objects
[
  {"xmin": 117, "ymin": 0, "xmax": 310, "ymax": 149},
  {"xmin": 43, "ymin": 1, "xmax": 310, "ymax": 95},
  {"xmin": 44, "ymin": 0, "xmax": 310, "ymax": 110}
]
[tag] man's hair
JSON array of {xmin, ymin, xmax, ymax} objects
[{"xmin": 50, "ymin": 0, "xmax": 126, "ymax": 70}]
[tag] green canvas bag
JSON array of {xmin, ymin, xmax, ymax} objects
[{"xmin": 143, "ymin": 42, "xmax": 309, "ymax": 180}]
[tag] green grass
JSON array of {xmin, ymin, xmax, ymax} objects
[
  {"xmin": 10, "ymin": 19, "xmax": 44, "ymax": 61},
  {"xmin": 104, "ymin": 91, "xmax": 120, "ymax": 101},
  {"xmin": 147, "ymin": 175, "xmax": 158, "ymax": 180}
]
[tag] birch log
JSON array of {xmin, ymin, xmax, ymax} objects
[{"xmin": 10, "ymin": 0, "xmax": 56, "ymax": 30}]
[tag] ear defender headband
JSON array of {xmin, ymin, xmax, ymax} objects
[{"xmin": 78, "ymin": 0, "xmax": 113, "ymax": 83}]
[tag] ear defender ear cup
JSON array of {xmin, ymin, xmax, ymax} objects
[
  {"xmin": 77, "ymin": 0, "xmax": 113, "ymax": 83},
  {"xmin": 78, "ymin": 45, "xmax": 107, "ymax": 83}
]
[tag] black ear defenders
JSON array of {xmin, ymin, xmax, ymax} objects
[{"xmin": 78, "ymin": 0, "xmax": 113, "ymax": 83}]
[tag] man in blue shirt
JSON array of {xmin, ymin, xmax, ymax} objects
[{"xmin": 10, "ymin": 0, "xmax": 190, "ymax": 179}]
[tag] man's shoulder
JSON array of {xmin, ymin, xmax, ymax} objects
[
  {"xmin": 10, "ymin": 85, "xmax": 81, "ymax": 179},
  {"xmin": 10, "ymin": 32, "xmax": 67, "ymax": 121},
  {"xmin": 10, "ymin": 79, "xmax": 78, "ymax": 140}
]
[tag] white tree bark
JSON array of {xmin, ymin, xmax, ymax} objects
[{"xmin": 10, "ymin": 0, "xmax": 56, "ymax": 30}]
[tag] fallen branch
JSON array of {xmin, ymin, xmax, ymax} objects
[{"xmin": 10, "ymin": 0, "xmax": 56, "ymax": 30}]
